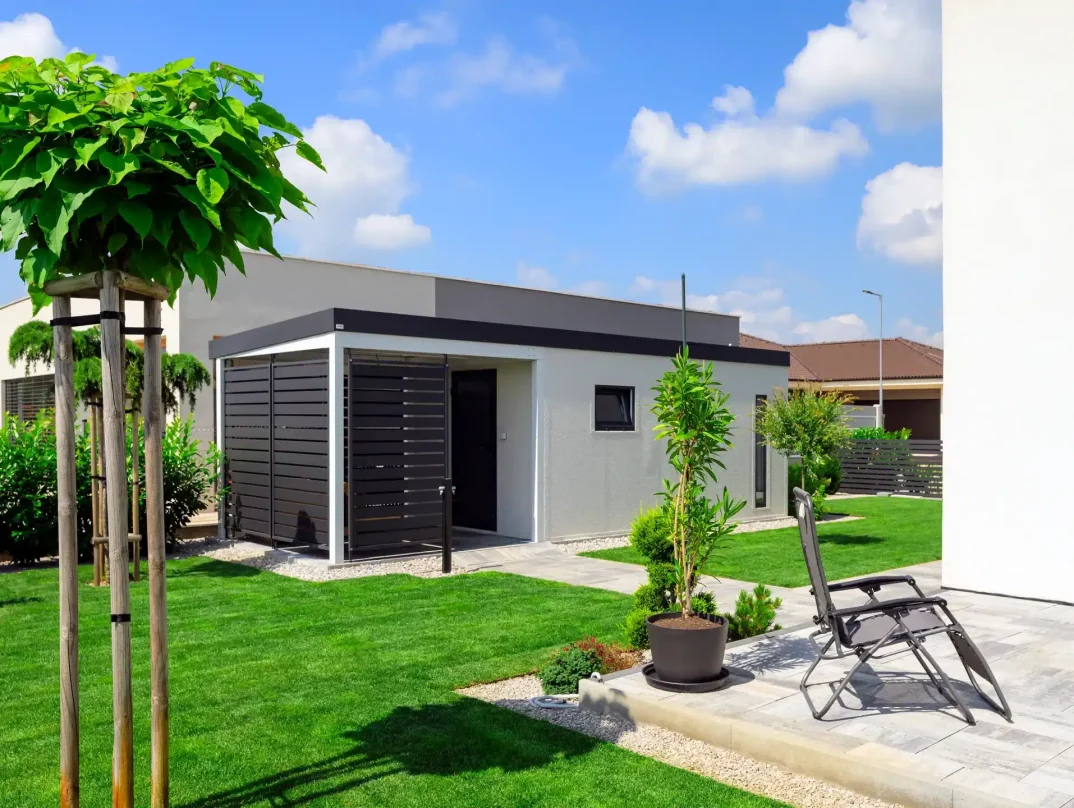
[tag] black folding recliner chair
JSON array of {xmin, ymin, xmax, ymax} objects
[{"xmin": 792, "ymin": 488, "xmax": 1011, "ymax": 726}]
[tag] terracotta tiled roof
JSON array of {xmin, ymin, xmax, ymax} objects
[{"xmin": 739, "ymin": 335, "xmax": 942, "ymax": 382}]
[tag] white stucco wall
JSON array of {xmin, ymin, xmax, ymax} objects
[
  {"xmin": 534, "ymin": 347, "xmax": 788, "ymax": 542},
  {"xmin": 943, "ymin": 0, "xmax": 1074, "ymax": 602}
]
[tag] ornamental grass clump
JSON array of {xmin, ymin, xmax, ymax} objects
[{"xmin": 652, "ymin": 348, "xmax": 745, "ymax": 618}]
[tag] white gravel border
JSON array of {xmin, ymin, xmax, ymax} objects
[
  {"xmin": 172, "ymin": 537, "xmax": 455, "ymax": 581},
  {"xmin": 459, "ymin": 675, "xmax": 896, "ymax": 808}
]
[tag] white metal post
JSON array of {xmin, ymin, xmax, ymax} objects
[{"xmin": 328, "ymin": 334, "xmax": 345, "ymax": 564}]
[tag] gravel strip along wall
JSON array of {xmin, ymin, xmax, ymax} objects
[{"xmin": 459, "ymin": 675, "xmax": 898, "ymax": 808}]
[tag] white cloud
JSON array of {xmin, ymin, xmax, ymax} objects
[
  {"xmin": 516, "ymin": 260, "xmax": 558, "ymax": 290},
  {"xmin": 627, "ymin": 105, "xmax": 867, "ymax": 192},
  {"xmin": 0, "ymin": 12, "xmax": 118, "ymax": 70},
  {"xmin": 775, "ymin": 0, "xmax": 941, "ymax": 130},
  {"xmin": 353, "ymin": 214, "xmax": 430, "ymax": 250},
  {"xmin": 277, "ymin": 116, "xmax": 431, "ymax": 256},
  {"xmin": 711, "ymin": 85, "xmax": 755, "ymax": 117},
  {"xmin": 438, "ymin": 35, "xmax": 574, "ymax": 106},
  {"xmin": 857, "ymin": 162, "xmax": 942, "ymax": 265},
  {"xmin": 516, "ymin": 260, "xmax": 605, "ymax": 296},
  {"xmin": 372, "ymin": 12, "xmax": 456, "ymax": 60},
  {"xmin": 394, "ymin": 65, "xmax": 426, "ymax": 98},
  {"xmin": 896, "ymin": 317, "xmax": 943, "ymax": 348},
  {"xmin": 630, "ymin": 274, "xmax": 872, "ymax": 344},
  {"xmin": 792, "ymin": 313, "xmax": 870, "ymax": 342}
]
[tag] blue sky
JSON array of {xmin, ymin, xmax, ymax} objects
[{"xmin": 3, "ymin": 1, "xmax": 942, "ymax": 345}]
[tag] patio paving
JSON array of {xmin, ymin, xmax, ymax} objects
[{"xmin": 580, "ymin": 568, "xmax": 1074, "ymax": 808}]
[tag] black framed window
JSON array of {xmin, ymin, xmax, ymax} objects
[
  {"xmin": 595, "ymin": 385, "xmax": 635, "ymax": 431},
  {"xmin": 754, "ymin": 394, "xmax": 768, "ymax": 507},
  {"xmin": 3, "ymin": 375, "xmax": 55, "ymax": 423}
]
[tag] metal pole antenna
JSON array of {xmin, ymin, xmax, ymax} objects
[
  {"xmin": 681, "ymin": 273, "xmax": 687, "ymax": 352},
  {"xmin": 863, "ymin": 290, "xmax": 884, "ymax": 428}
]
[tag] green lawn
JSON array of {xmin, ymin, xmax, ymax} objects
[
  {"xmin": 0, "ymin": 558, "xmax": 785, "ymax": 807},
  {"xmin": 582, "ymin": 497, "xmax": 942, "ymax": 588}
]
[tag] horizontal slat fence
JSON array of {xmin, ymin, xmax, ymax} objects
[
  {"xmin": 840, "ymin": 439, "xmax": 942, "ymax": 498},
  {"xmin": 224, "ymin": 354, "xmax": 330, "ymax": 544},
  {"xmin": 349, "ymin": 360, "xmax": 447, "ymax": 557}
]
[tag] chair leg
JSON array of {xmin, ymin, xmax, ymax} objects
[
  {"xmin": 802, "ymin": 625, "xmax": 898, "ymax": 720},
  {"xmin": 946, "ymin": 627, "xmax": 1013, "ymax": 722},
  {"xmin": 908, "ymin": 633, "xmax": 976, "ymax": 725}
]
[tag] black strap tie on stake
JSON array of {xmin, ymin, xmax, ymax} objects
[
  {"xmin": 123, "ymin": 326, "xmax": 164, "ymax": 336},
  {"xmin": 49, "ymin": 310, "xmax": 125, "ymax": 328},
  {"xmin": 110, "ymin": 613, "xmax": 131, "ymax": 624}
]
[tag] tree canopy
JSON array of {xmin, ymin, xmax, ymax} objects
[
  {"xmin": 0, "ymin": 54, "xmax": 322, "ymax": 308},
  {"xmin": 754, "ymin": 386, "xmax": 852, "ymax": 487}
]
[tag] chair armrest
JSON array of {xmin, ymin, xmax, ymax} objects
[
  {"xmin": 826, "ymin": 574, "xmax": 917, "ymax": 594},
  {"xmin": 831, "ymin": 595, "xmax": 947, "ymax": 619}
]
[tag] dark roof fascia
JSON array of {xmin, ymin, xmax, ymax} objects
[{"xmin": 210, "ymin": 307, "xmax": 790, "ymax": 368}]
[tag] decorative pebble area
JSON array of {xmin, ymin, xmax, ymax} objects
[{"xmin": 459, "ymin": 675, "xmax": 897, "ymax": 808}]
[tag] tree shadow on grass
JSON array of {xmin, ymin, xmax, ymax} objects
[
  {"xmin": 179, "ymin": 698, "xmax": 600, "ymax": 807},
  {"xmin": 168, "ymin": 558, "xmax": 261, "ymax": 579},
  {"xmin": 817, "ymin": 532, "xmax": 883, "ymax": 547},
  {"xmin": 0, "ymin": 595, "xmax": 42, "ymax": 608}
]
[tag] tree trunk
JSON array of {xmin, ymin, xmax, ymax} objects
[
  {"xmin": 53, "ymin": 296, "xmax": 79, "ymax": 808},
  {"xmin": 143, "ymin": 299, "xmax": 169, "ymax": 808},
  {"xmin": 100, "ymin": 273, "xmax": 133, "ymax": 808}
]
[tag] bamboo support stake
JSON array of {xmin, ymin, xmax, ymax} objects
[
  {"xmin": 54, "ymin": 296, "xmax": 79, "ymax": 808},
  {"xmin": 100, "ymin": 272, "xmax": 134, "ymax": 808},
  {"xmin": 144, "ymin": 299, "xmax": 169, "ymax": 808},
  {"xmin": 99, "ymin": 406, "xmax": 108, "ymax": 584},
  {"xmin": 130, "ymin": 408, "xmax": 140, "ymax": 582}
]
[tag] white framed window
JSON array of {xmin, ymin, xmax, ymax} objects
[{"xmin": 3, "ymin": 375, "xmax": 55, "ymax": 422}]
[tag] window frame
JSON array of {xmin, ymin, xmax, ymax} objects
[
  {"xmin": 593, "ymin": 385, "xmax": 636, "ymax": 432},
  {"xmin": 754, "ymin": 393, "xmax": 769, "ymax": 508},
  {"xmin": 2, "ymin": 374, "xmax": 56, "ymax": 423}
]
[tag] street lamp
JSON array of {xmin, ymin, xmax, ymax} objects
[{"xmin": 862, "ymin": 289, "xmax": 883, "ymax": 428}]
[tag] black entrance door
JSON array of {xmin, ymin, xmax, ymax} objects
[{"xmin": 451, "ymin": 369, "xmax": 497, "ymax": 531}]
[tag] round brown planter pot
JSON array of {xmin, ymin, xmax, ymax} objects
[{"xmin": 646, "ymin": 612, "xmax": 729, "ymax": 686}]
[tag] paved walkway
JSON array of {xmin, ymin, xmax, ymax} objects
[
  {"xmin": 579, "ymin": 568, "xmax": 1074, "ymax": 807},
  {"xmin": 453, "ymin": 539, "xmax": 941, "ymax": 628}
]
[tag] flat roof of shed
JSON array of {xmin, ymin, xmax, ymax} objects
[{"xmin": 209, "ymin": 308, "xmax": 790, "ymax": 368}]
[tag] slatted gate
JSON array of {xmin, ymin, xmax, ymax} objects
[
  {"xmin": 348, "ymin": 358, "xmax": 450, "ymax": 558},
  {"xmin": 224, "ymin": 354, "xmax": 330, "ymax": 545}
]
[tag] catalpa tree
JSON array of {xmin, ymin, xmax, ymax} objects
[{"xmin": 0, "ymin": 53, "xmax": 323, "ymax": 308}]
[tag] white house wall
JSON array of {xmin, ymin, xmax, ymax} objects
[
  {"xmin": 943, "ymin": 0, "xmax": 1074, "ymax": 602},
  {"xmin": 534, "ymin": 347, "xmax": 788, "ymax": 542}
]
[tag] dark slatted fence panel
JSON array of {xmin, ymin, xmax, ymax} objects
[
  {"xmin": 349, "ymin": 360, "xmax": 447, "ymax": 555},
  {"xmin": 224, "ymin": 362, "xmax": 272, "ymax": 538},
  {"xmin": 272, "ymin": 359, "xmax": 329, "ymax": 544},
  {"xmin": 225, "ymin": 355, "xmax": 330, "ymax": 544},
  {"xmin": 840, "ymin": 439, "xmax": 942, "ymax": 498}
]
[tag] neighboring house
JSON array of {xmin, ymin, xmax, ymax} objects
[
  {"xmin": 739, "ymin": 334, "xmax": 943, "ymax": 439},
  {"xmin": 0, "ymin": 253, "xmax": 790, "ymax": 560},
  {"xmin": 944, "ymin": 0, "xmax": 1074, "ymax": 603}
]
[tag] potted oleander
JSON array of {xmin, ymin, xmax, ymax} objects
[{"xmin": 645, "ymin": 349, "xmax": 745, "ymax": 691}]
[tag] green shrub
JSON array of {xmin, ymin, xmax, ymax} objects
[
  {"xmin": 0, "ymin": 411, "xmax": 93, "ymax": 563},
  {"xmin": 788, "ymin": 461, "xmax": 837, "ymax": 517},
  {"xmin": 567, "ymin": 637, "xmax": 642, "ymax": 673},
  {"xmin": 852, "ymin": 426, "xmax": 911, "ymax": 440},
  {"xmin": 724, "ymin": 584, "xmax": 782, "ymax": 641},
  {"xmin": 629, "ymin": 505, "xmax": 672, "ymax": 563},
  {"xmin": 645, "ymin": 562, "xmax": 676, "ymax": 599},
  {"xmin": 539, "ymin": 647, "xmax": 603, "ymax": 694},
  {"xmin": 624, "ymin": 608, "xmax": 653, "ymax": 650},
  {"xmin": 632, "ymin": 582, "xmax": 668, "ymax": 613},
  {"xmin": 690, "ymin": 591, "xmax": 716, "ymax": 616}
]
